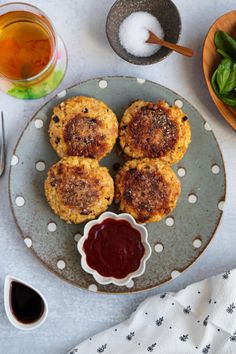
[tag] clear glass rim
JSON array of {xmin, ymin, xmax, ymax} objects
[{"xmin": 0, "ymin": 2, "xmax": 58, "ymax": 83}]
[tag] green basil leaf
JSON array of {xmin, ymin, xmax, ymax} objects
[
  {"xmin": 221, "ymin": 61, "xmax": 236, "ymax": 94},
  {"xmin": 211, "ymin": 68, "xmax": 220, "ymax": 96},
  {"xmin": 216, "ymin": 58, "xmax": 234, "ymax": 94},
  {"xmin": 217, "ymin": 49, "xmax": 231, "ymax": 58},
  {"xmin": 221, "ymin": 94, "xmax": 236, "ymax": 108},
  {"xmin": 215, "ymin": 31, "xmax": 236, "ymax": 61},
  {"xmin": 226, "ymin": 63, "xmax": 236, "ymax": 93}
]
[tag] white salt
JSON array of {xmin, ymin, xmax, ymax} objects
[{"xmin": 119, "ymin": 11, "xmax": 164, "ymax": 57}]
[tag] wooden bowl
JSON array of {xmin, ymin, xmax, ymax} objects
[{"xmin": 203, "ymin": 10, "xmax": 236, "ymax": 131}]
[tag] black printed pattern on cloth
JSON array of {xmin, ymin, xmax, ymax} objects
[
  {"xmin": 97, "ymin": 344, "xmax": 107, "ymax": 353},
  {"xmin": 202, "ymin": 344, "xmax": 211, "ymax": 353},
  {"xmin": 126, "ymin": 332, "xmax": 135, "ymax": 340},
  {"xmin": 230, "ymin": 331, "xmax": 236, "ymax": 342},
  {"xmin": 203, "ymin": 315, "xmax": 210, "ymax": 326},
  {"xmin": 66, "ymin": 269, "xmax": 236, "ymax": 354},
  {"xmin": 223, "ymin": 271, "xmax": 231, "ymax": 279},
  {"xmin": 179, "ymin": 334, "xmax": 189, "ymax": 342},
  {"xmin": 155, "ymin": 317, "xmax": 164, "ymax": 326},
  {"xmin": 69, "ymin": 349, "xmax": 78, "ymax": 354},
  {"xmin": 183, "ymin": 305, "xmax": 191, "ymax": 314},
  {"xmin": 226, "ymin": 303, "xmax": 236, "ymax": 314},
  {"xmin": 147, "ymin": 343, "xmax": 157, "ymax": 352}
]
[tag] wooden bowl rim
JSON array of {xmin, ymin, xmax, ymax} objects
[{"xmin": 202, "ymin": 10, "xmax": 236, "ymax": 131}]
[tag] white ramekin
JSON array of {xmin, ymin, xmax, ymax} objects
[{"xmin": 77, "ymin": 211, "xmax": 152, "ymax": 286}]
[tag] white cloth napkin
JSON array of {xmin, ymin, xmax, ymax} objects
[{"xmin": 68, "ymin": 269, "xmax": 236, "ymax": 354}]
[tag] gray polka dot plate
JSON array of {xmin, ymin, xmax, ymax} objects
[{"xmin": 9, "ymin": 77, "xmax": 226, "ymax": 294}]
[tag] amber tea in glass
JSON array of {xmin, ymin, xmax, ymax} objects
[
  {"xmin": 0, "ymin": 5, "xmax": 56, "ymax": 81},
  {"xmin": 0, "ymin": 3, "xmax": 67, "ymax": 99}
]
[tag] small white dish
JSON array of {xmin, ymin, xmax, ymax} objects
[
  {"xmin": 4, "ymin": 275, "xmax": 48, "ymax": 330},
  {"xmin": 77, "ymin": 211, "xmax": 152, "ymax": 286}
]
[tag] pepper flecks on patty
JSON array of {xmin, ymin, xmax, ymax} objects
[
  {"xmin": 49, "ymin": 96, "xmax": 118, "ymax": 160},
  {"xmin": 44, "ymin": 157, "xmax": 114, "ymax": 224},
  {"xmin": 119, "ymin": 100, "xmax": 191, "ymax": 164},
  {"xmin": 58, "ymin": 167, "xmax": 100, "ymax": 211},
  {"xmin": 115, "ymin": 159, "xmax": 181, "ymax": 223},
  {"xmin": 126, "ymin": 103, "xmax": 179, "ymax": 156},
  {"xmin": 63, "ymin": 115, "xmax": 107, "ymax": 157}
]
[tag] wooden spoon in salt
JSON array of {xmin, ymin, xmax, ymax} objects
[{"xmin": 146, "ymin": 30, "xmax": 195, "ymax": 57}]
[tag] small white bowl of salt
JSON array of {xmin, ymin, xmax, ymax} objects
[{"xmin": 106, "ymin": 0, "xmax": 181, "ymax": 65}]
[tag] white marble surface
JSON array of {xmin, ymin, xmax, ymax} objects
[{"xmin": 0, "ymin": 0, "xmax": 235, "ymax": 353}]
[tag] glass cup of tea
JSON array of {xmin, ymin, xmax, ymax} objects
[{"xmin": 0, "ymin": 2, "xmax": 67, "ymax": 99}]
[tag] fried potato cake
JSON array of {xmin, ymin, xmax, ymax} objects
[
  {"xmin": 115, "ymin": 158, "xmax": 181, "ymax": 223},
  {"xmin": 119, "ymin": 100, "xmax": 191, "ymax": 164},
  {"xmin": 44, "ymin": 157, "xmax": 114, "ymax": 224},
  {"xmin": 49, "ymin": 96, "xmax": 118, "ymax": 160}
]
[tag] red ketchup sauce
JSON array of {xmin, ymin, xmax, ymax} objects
[{"xmin": 83, "ymin": 218, "xmax": 145, "ymax": 279}]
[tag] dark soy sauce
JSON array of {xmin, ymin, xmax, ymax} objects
[{"xmin": 10, "ymin": 281, "xmax": 44, "ymax": 323}]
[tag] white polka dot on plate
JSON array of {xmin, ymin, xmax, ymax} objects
[
  {"xmin": 218, "ymin": 201, "xmax": 225, "ymax": 211},
  {"xmin": 174, "ymin": 99, "xmax": 183, "ymax": 108},
  {"xmin": 88, "ymin": 284, "xmax": 98, "ymax": 292},
  {"xmin": 57, "ymin": 89, "xmax": 67, "ymax": 98},
  {"xmin": 177, "ymin": 167, "xmax": 186, "ymax": 177},
  {"xmin": 57, "ymin": 260, "xmax": 66, "ymax": 270},
  {"xmin": 211, "ymin": 164, "xmax": 220, "ymax": 174},
  {"xmin": 99, "ymin": 80, "xmax": 108, "ymax": 89},
  {"xmin": 74, "ymin": 233, "xmax": 82, "ymax": 242},
  {"xmin": 155, "ymin": 243, "xmax": 164, "ymax": 253},
  {"xmin": 11, "ymin": 155, "xmax": 19, "ymax": 166},
  {"xmin": 15, "ymin": 196, "xmax": 25, "ymax": 207},
  {"xmin": 137, "ymin": 78, "xmax": 146, "ymax": 84},
  {"xmin": 188, "ymin": 194, "xmax": 198, "ymax": 204},
  {"xmin": 34, "ymin": 119, "xmax": 43, "ymax": 129},
  {"xmin": 24, "ymin": 238, "xmax": 32, "ymax": 248},
  {"xmin": 193, "ymin": 238, "xmax": 202, "ymax": 248},
  {"xmin": 126, "ymin": 280, "xmax": 134, "ymax": 288},
  {"xmin": 204, "ymin": 122, "xmax": 212, "ymax": 131},
  {"xmin": 48, "ymin": 222, "xmax": 57, "ymax": 232},
  {"xmin": 165, "ymin": 217, "xmax": 174, "ymax": 226},
  {"xmin": 35, "ymin": 161, "xmax": 45, "ymax": 171},
  {"xmin": 171, "ymin": 270, "xmax": 180, "ymax": 279}
]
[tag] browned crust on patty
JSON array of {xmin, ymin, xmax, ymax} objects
[
  {"xmin": 63, "ymin": 114, "xmax": 107, "ymax": 157},
  {"xmin": 115, "ymin": 158, "xmax": 181, "ymax": 223},
  {"xmin": 44, "ymin": 157, "xmax": 114, "ymax": 224},
  {"xmin": 119, "ymin": 100, "xmax": 191, "ymax": 164},
  {"xmin": 49, "ymin": 96, "xmax": 118, "ymax": 160}
]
